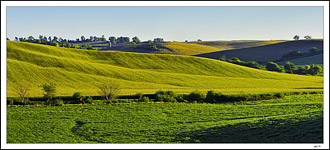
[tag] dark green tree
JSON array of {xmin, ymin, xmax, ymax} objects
[
  {"xmin": 284, "ymin": 62, "xmax": 295, "ymax": 74},
  {"xmin": 42, "ymin": 83, "xmax": 56, "ymax": 100},
  {"xmin": 309, "ymin": 64, "xmax": 322, "ymax": 75},
  {"xmin": 101, "ymin": 35, "xmax": 106, "ymax": 41},
  {"xmin": 28, "ymin": 36, "xmax": 34, "ymax": 42},
  {"xmin": 132, "ymin": 36, "xmax": 141, "ymax": 44},
  {"xmin": 293, "ymin": 35, "xmax": 299, "ymax": 40},
  {"xmin": 266, "ymin": 62, "xmax": 281, "ymax": 71},
  {"xmin": 304, "ymin": 35, "xmax": 312, "ymax": 39},
  {"xmin": 53, "ymin": 36, "xmax": 58, "ymax": 42},
  {"xmin": 39, "ymin": 35, "xmax": 43, "ymax": 40},
  {"xmin": 109, "ymin": 36, "xmax": 117, "ymax": 45},
  {"xmin": 188, "ymin": 91, "xmax": 205, "ymax": 102},
  {"xmin": 205, "ymin": 90, "xmax": 216, "ymax": 103},
  {"xmin": 81, "ymin": 36, "xmax": 85, "ymax": 41}
]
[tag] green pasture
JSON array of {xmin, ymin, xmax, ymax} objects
[{"xmin": 7, "ymin": 94, "xmax": 323, "ymax": 143}]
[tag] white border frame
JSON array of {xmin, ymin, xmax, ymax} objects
[{"xmin": 1, "ymin": 1, "xmax": 329, "ymax": 149}]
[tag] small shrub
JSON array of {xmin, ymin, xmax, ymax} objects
[
  {"xmin": 188, "ymin": 91, "xmax": 205, "ymax": 102},
  {"xmin": 175, "ymin": 94, "xmax": 187, "ymax": 102},
  {"xmin": 72, "ymin": 92, "xmax": 84, "ymax": 104},
  {"xmin": 274, "ymin": 93, "xmax": 285, "ymax": 98},
  {"xmin": 84, "ymin": 96, "xmax": 93, "ymax": 104},
  {"xmin": 154, "ymin": 90, "xmax": 177, "ymax": 102},
  {"xmin": 135, "ymin": 92, "xmax": 143, "ymax": 100},
  {"xmin": 205, "ymin": 90, "xmax": 216, "ymax": 103},
  {"xmin": 42, "ymin": 83, "xmax": 56, "ymax": 100},
  {"xmin": 45, "ymin": 99, "xmax": 63, "ymax": 106},
  {"xmin": 53, "ymin": 99, "xmax": 64, "ymax": 106},
  {"xmin": 140, "ymin": 96, "xmax": 150, "ymax": 102}
]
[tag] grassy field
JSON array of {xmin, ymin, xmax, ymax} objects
[
  {"xmin": 195, "ymin": 39, "xmax": 323, "ymax": 63},
  {"xmin": 7, "ymin": 94, "xmax": 323, "ymax": 143},
  {"xmin": 7, "ymin": 41, "xmax": 323, "ymax": 97},
  {"xmin": 157, "ymin": 42, "xmax": 221, "ymax": 55},
  {"xmin": 192, "ymin": 40, "xmax": 286, "ymax": 50}
]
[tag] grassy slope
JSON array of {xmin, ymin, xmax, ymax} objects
[
  {"xmin": 195, "ymin": 40, "xmax": 324, "ymax": 62},
  {"xmin": 157, "ymin": 42, "xmax": 221, "ymax": 55},
  {"xmin": 7, "ymin": 41, "xmax": 323, "ymax": 96},
  {"xmin": 7, "ymin": 94, "xmax": 323, "ymax": 143},
  {"xmin": 192, "ymin": 40, "xmax": 286, "ymax": 51},
  {"xmin": 275, "ymin": 54, "xmax": 323, "ymax": 66}
]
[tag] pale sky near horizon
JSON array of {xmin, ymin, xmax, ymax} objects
[{"xmin": 6, "ymin": 6, "xmax": 324, "ymax": 42}]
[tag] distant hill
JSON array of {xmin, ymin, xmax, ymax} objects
[
  {"xmin": 192, "ymin": 40, "xmax": 286, "ymax": 51},
  {"xmin": 7, "ymin": 41, "xmax": 323, "ymax": 97},
  {"xmin": 194, "ymin": 40, "xmax": 323, "ymax": 63},
  {"xmin": 72, "ymin": 40, "xmax": 289, "ymax": 56}
]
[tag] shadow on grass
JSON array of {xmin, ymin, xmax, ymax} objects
[
  {"xmin": 174, "ymin": 115, "xmax": 323, "ymax": 143},
  {"xmin": 294, "ymin": 87, "xmax": 323, "ymax": 89}
]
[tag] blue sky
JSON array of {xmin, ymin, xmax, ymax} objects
[{"xmin": 6, "ymin": 6, "xmax": 324, "ymax": 41}]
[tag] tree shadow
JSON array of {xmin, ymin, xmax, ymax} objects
[{"xmin": 173, "ymin": 115, "xmax": 323, "ymax": 143}]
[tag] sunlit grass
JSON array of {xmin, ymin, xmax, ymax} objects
[
  {"xmin": 7, "ymin": 41, "xmax": 323, "ymax": 97},
  {"xmin": 7, "ymin": 94, "xmax": 323, "ymax": 143}
]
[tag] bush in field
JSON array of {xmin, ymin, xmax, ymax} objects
[
  {"xmin": 294, "ymin": 66, "xmax": 306, "ymax": 74},
  {"xmin": 136, "ymin": 93, "xmax": 150, "ymax": 102},
  {"xmin": 72, "ymin": 92, "xmax": 84, "ymax": 103},
  {"xmin": 266, "ymin": 62, "xmax": 281, "ymax": 72},
  {"xmin": 274, "ymin": 93, "xmax": 285, "ymax": 98},
  {"xmin": 175, "ymin": 94, "xmax": 188, "ymax": 102},
  {"xmin": 245, "ymin": 61, "xmax": 260, "ymax": 69},
  {"xmin": 53, "ymin": 99, "xmax": 64, "ymax": 106},
  {"xmin": 188, "ymin": 91, "xmax": 205, "ymax": 102},
  {"xmin": 154, "ymin": 90, "xmax": 177, "ymax": 102},
  {"xmin": 140, "ymin": 96, "xmax": 150, "ymax": 102},
  {"xmin": 309, "ymin": 64, "xmax": 322, "ymax": 75},
  {"xmin": 284, "ymin": 62, "xmax": 295, "ymax": 74},
  {"xmin": 42, "ymin": 83, "xmax": 56, "ymax": 100},
  {"xmin": 136, "ymin": 92, "xmax": 143, "ymax": 101},
  {"xmin": 45, "ymin": 99, "xmax": 63, "ymax": 106},
  {"xmin": 84, "ymin": 96, "xmax": 93, "ymax": 104},
  {"xmin": 205, "ymin": 90, "xmax": 216, "ymax": 103}
]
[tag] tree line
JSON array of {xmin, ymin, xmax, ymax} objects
[
  {"xmin": 11, "ymin": 35, "xmax": 165, "ymax": 47},
  {"xmin": 15, "ymin": 35, "xmax": 97, "ymax": 50},
  {"xmin": 223, "ymin": 57, "xmax": 322, "ymax": 76},
  {"xmin": 8, "ymin": 81, "xmax": 323, "ymax": 106}
]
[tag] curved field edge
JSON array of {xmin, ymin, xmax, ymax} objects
[
  {"xmin": 192, "ymin": 40, "xmax": 287, "ymax": 51},
  {"xmin": 7, "ymin": 41, "xmax": 323, "ymax": 96},
  {"xmin": 6, "ymin": 94, "xmax": 323, "ymax": 143}
]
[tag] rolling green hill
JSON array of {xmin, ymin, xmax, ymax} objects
[
  {"xmin": 74, "ymin": 40, "xmax": 287, "ymax": 56},
  {"xmin": 7, "ymin": 41, "xmax": 323, "ymax": 97}
]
